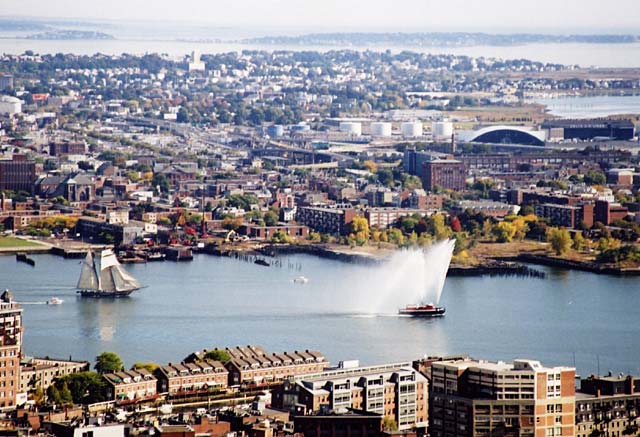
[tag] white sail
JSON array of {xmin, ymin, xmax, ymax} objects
[
  {"xmin": 99, "ymin": 250, "xmax": 118, "ymax": 292},
  {"xmin": 77, "ymin": 252, "xmax": 100, "ymax": 290},
  {"xmin": 112, "ymin": 265, "xmax": 142, "ymax": 292}
]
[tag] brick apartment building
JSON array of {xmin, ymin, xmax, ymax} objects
[
  {"xmin": 0, "ymin": 155, "xmax": 36, "ymax": 193},
  {"xmin": 274, "ymin": 362, "xmax": 428, "ymax": 431},
  {"xmin": 186, "ymin": 346, "xmax": 329, "ymax": 387},
  {"xmin": 239, "ymin": 224, "xmax": 309, "ymax": 240},
  {"xmin": 429, "ymin": 358, "xmax": 576, "ymax": 437},
  {"xmin": 103, "ymin": 369, "xmax": 157, "ymax": 401},
  {"xmin": 0, "ymin": 291, "xmax": 22, "ymax": 410},
  {"xmin": 296, "ymin": 206, "xmax": 356, "ymax": 235},
  {"xmin": 293, "ymin": 410, "xmax": 384, "ymax": 437},
  {"xmin": 49, "ymin": 141, "xmax": 87, "ymax": 157},
  {"xmin": 575, "ymin": 374, "xmax": 640, "ymax": 437},
  {"xmin": 534, "ymin": 203, "xmax": 594, "ymax": 229},
  {"xmin": 422, "ymin": 159, "xmax": 466, "ymax": 191},
  {"xmin": 594, "ymin": 200, "xmax": 629, "ymax": 226},
  {"xmin": 155, "ymin": 360, "xmax": 228, "ymax": 395}
]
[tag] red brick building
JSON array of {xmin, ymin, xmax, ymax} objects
[{"xmin": 422, "ymin": 159, "xmax": 466, "ymax": 191}]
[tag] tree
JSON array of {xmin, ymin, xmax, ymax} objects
[
  {"xmin": 383, "ymin": 417, "xmax": 398, "ymax": 432},
  {"xmin": 492, "ymin": 221, "xmax": 516, "ymax": 243},
  {"xmin": 547, "ymin": 227, "xmax": 572, "ymax": 256},
  {"xmin": 47, "ymin": 384, "xmax": 62, "ymax": 405},
  {"xmin": 348, "ymin": 217, "xmax": 370, "ymax": 245},
  {"xmin": 264, "ymin": 210, "xmax": 279, "ymax": 226},
  {"xmin": 95, "ymin": 351, "xmax": 123, "ymax": 374},
  {"xmin": 584, "ymin": 170, "xmax": 606, "ymax": 186},
  {"xmin": 152, "ymin": 173, "xmax": 171, "ymax": 194},
  {"xmin": 204, "ymin": 349, "xmax": 232, "ymax": 363},
  {"xmin": 572, "ymin": 232, "xmax": 586, "ymax": 251},
  {"xmin": 59, "ymin": 381, "xmax": 73, "ymax": 405},
  {"xmin": 57, "ymin": 371, "xmax": 107, "ymax": 404},
  {"xmin": 271, "ymin": 230, "xmax": 293, "ymax": 243},
  {"xmin": 132, "ymin": 362, "xmax": 159, "ymax": 372}
]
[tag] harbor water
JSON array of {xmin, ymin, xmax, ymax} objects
[{"xmin": 1, "ymin": 252, "xmax": 639, "ymax": 376}]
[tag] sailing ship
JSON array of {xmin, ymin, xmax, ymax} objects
[{"xmin": 77, "ymin": 249, "xmax": 143, "ymax": 297}]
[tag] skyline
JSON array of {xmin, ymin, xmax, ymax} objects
[{"xmin": 2, "ymin": 0, "xmax": 640, "ymax": 34}]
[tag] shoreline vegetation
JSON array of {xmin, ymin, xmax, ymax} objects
[{"xmin": 2, "ymin": 236, "xmax": 639, "ymax": 277}]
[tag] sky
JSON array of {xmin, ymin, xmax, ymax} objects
[{"xmin": 2, "ymin": 0, "xmax": 640, "ymax": 33}]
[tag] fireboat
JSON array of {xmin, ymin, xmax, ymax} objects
[{"xmin": 398, "ymin": 303, "xmax": 446, "ymax": 317}]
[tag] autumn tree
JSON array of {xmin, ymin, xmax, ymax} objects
[{"xmin": 547, "ymin": 227, "xmax": 572, "ymax": 256}]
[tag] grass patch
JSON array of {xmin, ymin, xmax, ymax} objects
[{"xmin": 0, "ymin": 237, "xmax": 45, "ymax": 248}]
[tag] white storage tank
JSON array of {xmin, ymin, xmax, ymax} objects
[
  {"xmin": 401, "ymin": 121, "xmax": 423, "ymax": 137},
  {"xmin": 432, "ymin": 121, "xmax": 454, "ymax": 141},
  {"xmin": 339, "ymin": 122, "xmax": 362, "ymax": 136},
  {"xmin": 370, "ymin": 122, "xmax": 392, "ymax": 137}
]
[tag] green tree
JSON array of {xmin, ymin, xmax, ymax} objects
[
  {"xmin": 584, "ymin": 170, "xmax": 606, "ymax": 186},
  {"xmin": 547, "ymin": 227, "xmax": 572, "ymax": 256},
  {"xmin": 47, "ymin": 384, "xmax": 62, "ymax": 405},
  {"xmin": 264, "ymin": 210, "xmax": 279, "ymax": 226},
  {"xmin": 59, "ymin": 381, "xmax": 73, "ymax": 405},
  {"xmin": 132, "ymin": 362, "xmax": 159, "ymax": 372},
  {"xmin": 95, "ymin": 351, "xmax": 123, "ymax": 374},
  {"xmin": 271, "ymin": 230, "xmax": 293, "ymax": 244},
  {"xmin": 152, "ymin": 173, "xmax": 171, "ymax": 194},
  {"xmin": 58, "ymin": 371, "xmax": 107, "ymax": 404},
  {"xmin": 204, "ymin": 349, "xmax": 232, "ymax": 363}
]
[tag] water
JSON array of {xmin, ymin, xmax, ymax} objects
[
  {"xmin": 1, "ymin": 250, "xmax": 638, "ymax": 376},
  {"xmin": 532, "ymin": 95, "xmax": 640, "ymax": 119},
  {"xmin": 1, "ymin": 37, "xmax": 640, "ymax": 68}
]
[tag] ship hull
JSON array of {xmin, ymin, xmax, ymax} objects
[
  {"xmin": 398, "ymin": 307, "xmax": 446, "ymax": 317},
  {"xmin": 77, "ymin": 289, "xmax": 137, "ymax": 298}
]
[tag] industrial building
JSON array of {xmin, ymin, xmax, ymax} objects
[
  {"xmin": 542, "ymin": 119, "xmax": 635, "ymax": 141},
  {"xmin": 429, "ymin": 357, "xmax": 576, "ymax": 437},
  {"xmin": 422, "ymin": 159, "xmax": 466, "ymax": 191},
  {"xmin": 460, "ymin": 126, "xmax": 546, "ymax": 146}
]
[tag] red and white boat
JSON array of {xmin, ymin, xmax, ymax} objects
[{"xmin": 399, "ymin": 303, "xmax": 446, "ymax": 317}]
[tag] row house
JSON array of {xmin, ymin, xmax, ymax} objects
[
  {"xmin": 187, "ymin": 346, "xmax": 328, "ymax": 387},
  {"xmin": 103, "ymin": 369, "xmax": 157, "ymax": 401},
  {"xmin": 155, "ymin": 360, "xmax": 228, "ymax": 395}
]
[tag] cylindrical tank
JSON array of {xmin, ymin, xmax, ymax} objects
[
  {"xmin": 401, "ymin": 121, "xmax": 423, "ymax": 137},
  {"xmin": 370, "ymin": 122, "xmax": 392, "ymax": 137},
  {"xmin": 266, "ymin": 124, "xmax": 284, "ymax": 137},
  {"xmin": 290, "ymin": 123, "xmax": 311, "ymax": 132},
  {"xmin": 432, "ymin": 121, "xmax": 453, "ymax": 140},
  {"xmin": 339, "ymin": 122, "xmax": 362, "ymax": 136}
]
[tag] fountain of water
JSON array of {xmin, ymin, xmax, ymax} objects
[{"xmin": 359, "ymin": 239, "xmax": 456, "ymax": 313}]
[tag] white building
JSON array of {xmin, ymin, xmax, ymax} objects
[
  {"xmin": 188, "ymin": 50, "xmax": 206, "ymax": 72},
  {"xmin": 0, "ymin": 96, "xmax": 21, "ymax": 115}
]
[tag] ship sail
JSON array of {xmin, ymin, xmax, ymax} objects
[
  {"xmin": 112, "ymin": 265, "xmax": 142, "ymax": 292},
  {"xmin": 77, "ymin": 251, "xmax": 100, "ymax": 290},
  {"xmin": 99, "ymin": 249, "xmax": 119, "ymax": 292},
  {"xmin": 77, "ymin": 249, "xmax": 142, "ymax": 297}
]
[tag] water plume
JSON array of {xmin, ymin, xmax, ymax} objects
[{"xmin": 359, "ymin": 239, "xmax": 455, "ymax": 313}]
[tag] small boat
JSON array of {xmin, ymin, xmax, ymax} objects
[
  {"xmin": 77, "ymin": 249, "xmax": 143, "ymax": 298},
  {"xmin": 254, "ymin": 259, "xmax": 270, "ymax": 267},
  {"xmin": 398, "ymin": 303, "xmax": 446, "ymax": 317},
  {"xmin": 292, "ymin": 276, "xmax": 309, "ymax": 284},
  {"xmin": 47, "ymin": 297, "xmax": 64, "ymax": 305},
  {"xmin": 16, "ymin": 253, "xmax": 35, "ymax": 266}
]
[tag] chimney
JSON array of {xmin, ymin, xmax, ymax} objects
[{"xmin": 596, "ymin": 389, "xmax": 601, "ymax": 398}]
